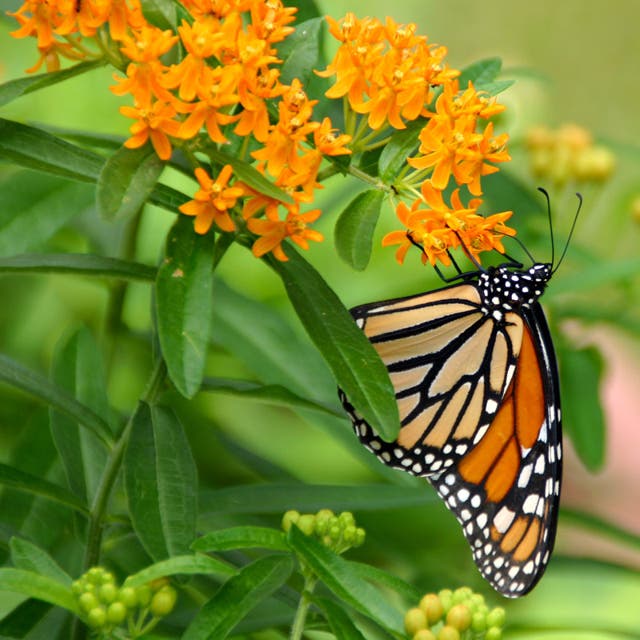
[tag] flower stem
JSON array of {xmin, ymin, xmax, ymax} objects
[{"xmin": 289, "ymin": 571, "xmax": 318, "ymax": 640}]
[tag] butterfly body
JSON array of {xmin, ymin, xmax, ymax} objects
[{"xmin": 339, "ymin": 261, "xmax": 561, "ymax": 597}]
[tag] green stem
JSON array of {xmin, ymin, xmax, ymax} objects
[
  {"xmin": 289, "ymin": 571, "xmax": 318, "ymax": 640},
  {"xmin": 71, "ymin": 359, "xmax": 167, "ymax": 640}
]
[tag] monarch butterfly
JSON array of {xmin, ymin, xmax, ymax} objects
[{"xmin": 339, "ymin": 193, "xmax": 578, "ymax": 597}]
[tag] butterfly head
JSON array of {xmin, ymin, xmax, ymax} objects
[{"xmin": 479, "ymin": 262, "xmax": 552, "ymax": 315}]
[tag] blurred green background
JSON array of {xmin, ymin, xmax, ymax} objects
[{"xmin": 1, "ymin": 0, "xmax": 640, "ymax": 637}]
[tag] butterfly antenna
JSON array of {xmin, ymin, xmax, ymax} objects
[
  {"xmin": 538, "ymin": 187, "xmax": 556, "ymax": 265},
  {"xmin": 552, "ymin": 192, "xmax": 582, "ymax": 274}
]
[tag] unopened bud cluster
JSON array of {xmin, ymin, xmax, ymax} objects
[
  {"xmin": 404, "ymin": 586, "xmax": 506, "ymax": 640},
  {"xmin": 71, "ymin": 567, "xmax": 177, "ymax": 638},
  {"xmin": 526, "ymin": 123, "xmax": 615, "ymax": 184},
  {"xmin": 282, "ymin": 509, "xmax": 365, "ymax": 554}
]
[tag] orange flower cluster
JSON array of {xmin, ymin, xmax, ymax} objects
[
  {"xmin": 319, "ymin": 13, "xmax": 513, "ymax": 266},
  {"xmin": 318, "ymin": 14, "xmax": 458, "ymax": 130},
  {"xmin": 382, "ymin": 183, "xmax": 515, "ymax": 266}
]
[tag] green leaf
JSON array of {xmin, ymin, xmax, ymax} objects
[
  {"xmin": 287, "ymin": 526, "xmax": 403, "ymax": 633},
  {"xmin": 458, "ymin": 57, "xmax": 503, "ymax": 87},
  {"xmin": 199, "ymin": 483, "xmax": 435, "ymax": 515},
  {"xmin": 0, "ymin": 172, "xmax": 96, "ymax": 257},
  {"xmin": 125, "ymin": 554, "xmax": 235, "ymax": 588},
  {"xmin": 0, "ymin": 354, "xmax": 112, "ymax": 447},
  {"xmin": 0, "ymin": 569, "xmax": 78, "ymax": 614},
  {"xmin": 210, "ymin": 279, "xmax": 335, "ymax": 401},
  {"xmin": 49, "ymin": 328, "xmax": 111, "ymax": 504},
  {"xmin": 0, "ymin": 459, "xmax": 88, "ymax": 514},
  {"xmin": 0, "ymin": 61, "xmax": 106, "ymax": 108},
  {"xmin": 378, "ymin": 120, "xmax": 424, "ymax": 181},
  {"xmin": 314, "ymin": 596, "xmax": 368, "ymax": 640},
  {"xmin": 0, "ymin": 253, "xmax": 157, "ymax": 281},
  {"xmin": 140, "ymin": 0, "xmax": 177, "ymax": 29},
  {"xmin": 124, "ymin": 402, "xmax": 198, "ymax": 560},
  {"xmin": 349, "ymin": 562, "xmax": 421, "ymax": 604},
  {"xmin": 334, "ymin": 189, "xmax": 385, "ymax": 271},
  {"xmin": 191, "ymin": 527, "xmax": 289, "ymax": 553},
  {"xmin": 558, "ymin": 343, "xmax": 605, "ymax": 471},
  {"xmin": 474, "ymin": 79, "xmax": 514, "ymax": 96},
  {"xmin": 278, "ymin": 18, "xmax": 324, "ymax": 86},
  {"xmin": 9, "ymin": 538, "xmax": 72, "ymax": 585},
  {"xmin": 207, "ymin": 148, "xmax": 292, "ymax": 204},
  {"xmin": 266, "ymin": 247, "xmax": 399, "ymax": 441},
  {"xmin": 97, "ymin": 145, "xmax": 165, "ymax": 220},
  {"xmin": 156, "ymin": 216, "xmax": 216, "ymax": 398},
  {"xmin": 0, "ymin": 118, "xmax": 104, "ymax": 183},
  {"xmin": 200, "ymin": 377, "xmax": 342, "ymax": 416},
  {"xmin": 181, "ymin": 555, "xmax": 294, "ymax": 640}
]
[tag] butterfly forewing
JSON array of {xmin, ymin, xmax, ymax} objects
[{"xmin": 342, "ymin": 283, "xmax": 521, "ymax": 476}]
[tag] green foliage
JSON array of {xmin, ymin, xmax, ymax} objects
[{"xmin": 0, "ymin": 0, "xmax": 638, "ymax": 639}]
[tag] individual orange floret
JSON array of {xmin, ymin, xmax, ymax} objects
[
  {"xmin": 312, "ymin": 117, "xmax": 352, "ymax": 156},
  {"xmin": 120, "ymin": 100, "xmax": 181, "ymax": 160},
  {"xmin": 179, "ymin": 165, "xmax": 244, "ymax": 234},
  {"xmin": 247, "ymin": 204, "xmax": 323, "ymax": 261},
  {"xmin": 249, "ymin": 0, "xmax": 297, "ymax": 44}
]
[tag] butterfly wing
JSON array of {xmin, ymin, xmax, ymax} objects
[
  {"xmin": 428, "ymin": 302, "xmax": 561, "ymax": 596},
  {"xmin": 339, "ymin": 283, "xmax": 522, "ymax": 476}
]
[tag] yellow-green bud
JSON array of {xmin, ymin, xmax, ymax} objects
[
  {"xmin": 98, "ymin": 582, "xmax": 118, "ymax": 604},
  {"xmin": 78, "ymin": 592, "xmax": 98, "ymax": 613},
  {"xmin": 296, "ymin": 514, "xmax": 316, "ymax": 536},
  {"xmin": 150, "ymin": 586, "xmax": 177, "ymax": 617},
  {"xmin": 338, "ymin": 511, "xmax": 355, "ymax": 528},
  {"xmin": 437, "ymin": 624, "xmax": 460, "ymax": 640},
  {"xmin": 471, "ymin": 611, "xmax": 487, "ymax": 632},
  {"xmin": 451, "ymin": 587, "xmax": 472, "ymax": 604},
  {"xmin": 314, "ymin": 509, "xmax": 333, "ymax": 535},
  {"xmin": 343, "ymin": 525, "xmax": 357, "ymax": 544},
  {"xmin": 486, "ymin": 606, "xmax": 506, "ymax": 628},
  {"xmin": 446, "ymin": 604, "xmax": 471, "ymax": 631},
  {"xmin": 87, "ymin": 606, "xmax": 107, "ymax": 628},
  {"xmin": 419, "ymin": 593, "xmax": 443, "ymax": 625},
  {"xmin": 118, "ymin": 586, "xmax": 138, "ymax": 608},
  {"xmin": 404, "ymin": 607, "xmax": 427, "ymax": 635},
  {"xmin": 106, "ymin": 601, "xmax": 127, "ymax": 625},
  {"xmin": 468, "ymin": 593, "xmax": 485, "ymax": 611},
  {"xmin": 71, "ymin": 580, "xmax": 85, "ymax": 596},
  {"xmin": 354, "ymin": 527, "xmax": 366, "ymax": 547},
  {"xmin": 329, "ymin": 524, "xmax": 341, "ymax": 541},
  {"xmin": 282, "ymin": 510, "xmax": 300, "ymax": 532},
  {"xmin": 437, "ymin": 589, "xmax": 453, "ymax": 613},
  {"xmin": 86, "ymin": 567, "xmax": 105, "ymax": 584},
  {"xmin": 485, "ymin": 627, "xmax": 502, "ymax": 640},
  {"xmin": 413, "ymin": 630, "xmax": 437, "ymax": 640}
]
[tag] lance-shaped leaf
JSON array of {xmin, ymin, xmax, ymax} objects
[
  {"xmin": 156, "ymin": 215, "xmax": 216, "ymax": 398},
  {"xmin": 181, "ymin": 555, "xmax": 294, "ymax": 640},
  {"xmin": 97, "ymin": 145, "xmax": 165, "ymax": 220},
  {"xmin": 191, "ymin": 526, "xmax": 289, "ymax": 553},
  {"xmin": 0, "ymin": 569, "xmax": 78, "ymax": 614},
  {"xmin": 334, "ymin": 189, "xmax": 385, "ymax": 271},
  {"xmin": 125, "ymin": 554, "xmax": 235, "ymax": 587},
  {"xmin": 267, "ymin": 247, "xmax": 399, "ymax": 442},
  {"xmin": 9, "ymin": 538, "xmax": 72, "ymax": 585},
  {"xmin": 124, "ymin": 402, "xmax": 198, "ymax": 560}
]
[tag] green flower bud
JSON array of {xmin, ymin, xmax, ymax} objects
[
  {"xmin": 404, "ymin": 607, "xmax": 427, "ymax": 635},
  {"xmin": 485, "ymin": 627, "xmax": 502, "ymax": 640},
  {"xmin": 338, "ymin": 511, "xmax": 355, "ymax": 528},
  {"xmin": 314, "ymin": 509, "xmax": 333, "ymax": 535},
  {"xmin": 486, "ymin": 606, "xmax": 506, "ymax": 628},
  {"xmin": 437, "ymin": 589, "xmax": 453, "ymax": 613},
  {"xmin": 471, "ymin": 611, "xmax": 487, "ymax": 632},
  {"xmin": 451, "ymin": 586, "xmax": 472, "ymax": 604},
  {"xmin": 87, "ymin": 606, "xmax": 107, "ymax": 628},
  {"xmin": 282, "ymin": 510, "xmax": 300, "ymax": 532},
  {"xmin": 342, "ymin": 524, "xmax": 357, "ymax": 544},
  {"xmin": 86, "ymin": 567, "xmax": 105, "ymax": 584},
  {"xmin": 297, "ymin": 514, "xmax": 316, "ymax": 536},
  {"xmin": 354, "ymin": 527, "xmax": 366, "ymax": 547},
  {"xmin": 106, "ymin": 601, "xmax": 127, "ymax": 625},
  {"xmin": 419, "ymin": 593, "xmax": 443, "ymax": 625},
  {"xmin": 71, "ymin": 579, "xmax": 85, "ymax": 596},
  {"xmin": 328, "ymin": 524, "xmax": 341, "ymax": 541},
  {"xmin": 437, "ymin": 624, "xmax": 460, "ymax": 640},
  {"xmin": 98, "ymin": 582, "xmax": 118, "ymax": 604},
  {"xmin": 150, "ymin": 586, "xmax": 177, "ymax": 617},
  {"xmin": 413, "ymin": 630, "xmax": 437, "ymax": 640},
  {"xmin": 468, "ymin": 593, "xmax": 485, "ymax": 612},
  {"xmin": 118, "ymin": 586, "xmax": 138, "ymax": 608},
  {"xmin": 446, "ymin": 604, "xmax": 471, "ymax": 631},
  {"xmin": 78, "ymin": 592, "xmax": 99, "ymax": 613}
]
